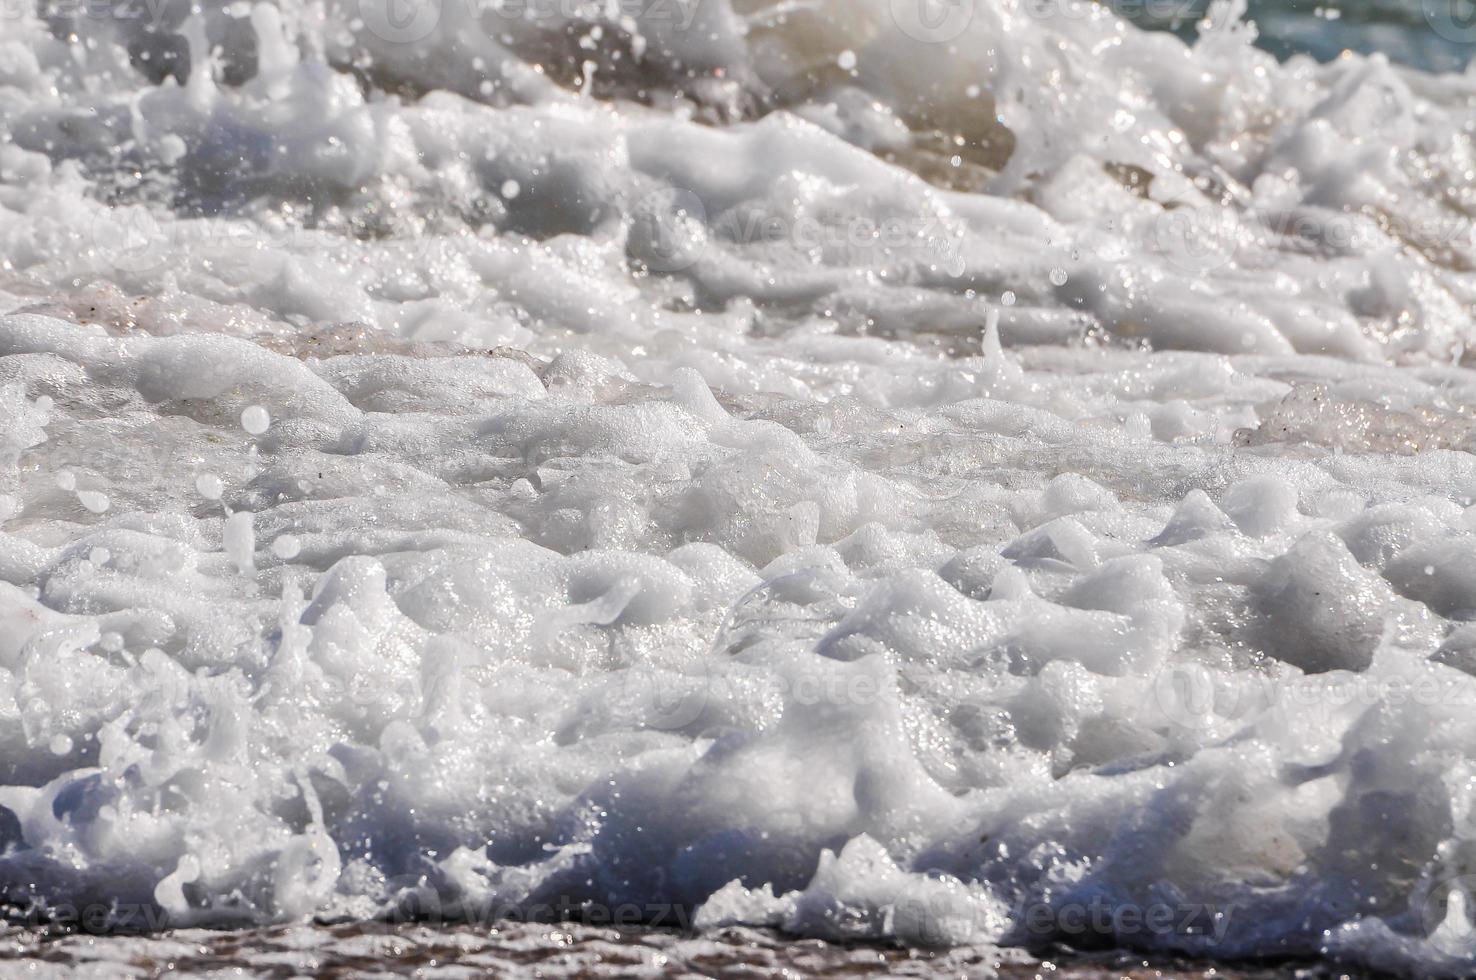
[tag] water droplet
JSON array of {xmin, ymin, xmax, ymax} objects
[
  {"xmin": 241, "ymin": 405, "xmax": 271, "ymax": 435},
  {"xmin": 837, "ymin": 50, "xmax": 858, "ymax": 71},
  {"xmin": 224, "ymin": 511, "xmax": 256, "ymax": 573},
  {"xmin": 158, "ymin": 134, "xmax": 187, "ymax": 166},
  {"xmin": 197, "ymin": 474, "xmax": 223, "ymax": 500},
  {"xmin": 56, "ymin": 471, "xmax": 76, "ymax": 491},
  {"xmin": 49, "ymin": 734, "xmax": 73, "ymax": 756},
  {"xmin": 501, "ymin": 179, "xmax": 521, "ymax": 200},
  {"xmin": 1049, "ymin": 268, "xmax": 1069, "ymax": 286},
  {"xmin": 1001, "ymin": 290, "xmax": 1017, "ymax": 307},
  {"xmin": 78, "ymin": 491, "xmax": 109, "ymax": 514},
  {"xmin": 272, "ymin": 535, "xmax": 301, "ymax": 560}
]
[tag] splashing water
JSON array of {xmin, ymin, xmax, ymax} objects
[{"xmin": 1, "ymin": 1, "xmax": 1475, "ymax": 976}]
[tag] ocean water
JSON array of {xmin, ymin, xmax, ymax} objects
[
  {"xmin": 1, "ymin": 0, "xmax": 1476, "ymax": 976},
  {"xmin": 1131, "ymin": 0, "xmax": 1476, "ymax": 71}
]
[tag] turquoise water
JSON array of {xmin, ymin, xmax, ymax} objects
[{"xmin": 1128, "ymin": 0, "xmax": 1476, "ymax": 71}]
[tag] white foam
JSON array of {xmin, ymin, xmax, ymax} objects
[{"xmin": 0, "ymin": 2, "xmax": 1474, "ymax": 975}]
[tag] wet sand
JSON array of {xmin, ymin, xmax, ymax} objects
[{"xmin": 0, "ymin": 921, "xmax": 1344, "ymax": 978}]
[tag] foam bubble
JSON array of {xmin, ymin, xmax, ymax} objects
[
  {"xmin": 0, "ymin": 3, "xmax": 1469, "ymax": 973},
  {"xmin": 241, "ymin": 405, "xmax": 271, "ymax": 435},
  {"xmin": 196, "ymin": 474, "xmax": 224, "ymax": 500},
  {"xmin": 77, "ymin": 491, "xmax": 109, "ymax": 513}
]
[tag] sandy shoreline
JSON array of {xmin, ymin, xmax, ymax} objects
[{"xmin": 0, "ymin": 921, "xmax": 1341, "ymax": 978}]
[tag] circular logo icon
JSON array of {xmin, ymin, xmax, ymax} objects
[
  {"xmin": 892, "ymin": 891, "xmax": 982, "ymax": 946},
  {"xmin": 1419, "ymin": 874, "xmax": 1476, "ymax": 953},
  {"xmin": 1151, "ymin": 663, "xmax": 1227, "ymax": 732},
  {"xmin": 1152, "ymin": 663, "xmax": 1273, "ymax": 733},
  {"xmin": 1424, "ymin": 0, "xmax": 1476, "ymax": 43},
  {"xmin": 627, "ymin": 186, "xmax": 709, "ymax": 275},
  {"xmin": 1150, "ymin": 205, "xmax": 1241, "ymax": 278},
  {"xmin": 619, "ymin": 667, "xmax": 711, "ymax": 732},
  {"xmin": 380, "ymin": 871, "xmax": 448, "ymax": 928},
  {"xmin": 451, "ymin": 0, "xmax": 551, "ymax": 46},
  {"xmin": 100, "ymin": 206, "xmax": 172, "ymax": 277},
  {"xmin": 890, "ymin": 0, "xmax": 976, "ymax": 44},
  {"xmin": 357, "ymin": 0, "xmax": 441, "ymax": 44}
]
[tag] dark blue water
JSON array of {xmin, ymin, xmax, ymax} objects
[{"xmin": 1127, "ymin": 0, "xmax": 1476, "ymax": 71}]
